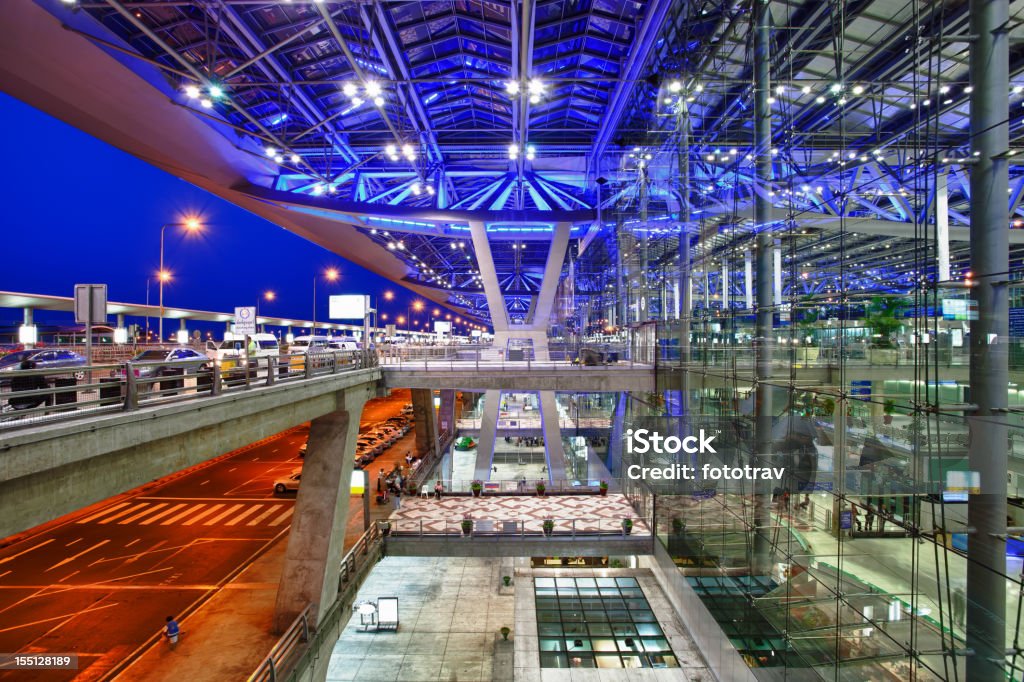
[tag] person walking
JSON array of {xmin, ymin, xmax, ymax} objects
[
  {"xmin": 164, "ymin": 616, "xmax": 180, "ymax": 650},
  {"xmin": 951, "ymin": 585, "xmax": 966, "ymax": 630},
  {"xmin": 391, "ymin": 481, "xmax": 402, "ymax": 510},
  {"xmin": 864, "ymin": 508, "xmax": 875, "ymax": 533}
]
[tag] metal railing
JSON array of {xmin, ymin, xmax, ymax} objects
[
  {"xmin": 380, "ymin": 351, "xmax": 648, "ymax": 372},
  {"xmin": 249, "ymin": 523, "xmax": 383, "ymax": 682},
  {"xmin": 0, "ymin": 349, "xmax": 378, "ymax": 432},
  {"xmin": 382, "ymin": 516, "xmax": 648, "ymax": 537},
  {"xmin": 408, "ymin": 478, "xmax": 613, "ymax": 495}
]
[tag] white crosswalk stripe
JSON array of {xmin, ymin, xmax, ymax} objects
[{"xmin": 72, "ymin": 500, "xmax": 295, "ymax": 528}]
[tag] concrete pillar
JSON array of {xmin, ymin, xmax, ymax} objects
[
  {"xmin": 273, "ymin": 388, "xmax": 368, "ymax": 632},
  {"xmin": 474, "ymin": 389, "xmax": 502, "ymax": 480},
  {"xmin": 438, "ymin": 390, "xmax": 456, "ymax": 443},
  {"xmin": 967, "ymin": 0, "xmax": 1009, "ymax": 676},
  {"xmin": 411, "ymin": 388, "xmax": 438, "ymax": 459},
  {"xmin": 22, "ymin": 307, "xmax": 35, "ymax": 349},
  {"xmin": 539, "ymin": 391, "xmax": 567, "ymax": 482},
  {"xmin": 751, "ymin": 0, "xmax": 774, "ymax": 577}
]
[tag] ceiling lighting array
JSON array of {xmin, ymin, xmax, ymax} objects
[
  {"xmin": 182, "ymin": 81, "xmax": 226, "ymax": 110},
  {"xmin": 384, "ymin": 143, "xmax": 418, "ymax": 162},
  {"xmin": 341, "ymin": 80, "xmax": 386, "ymax": 108},
  {"xmin": 508, "ymin": 144, "xmax": 537, "ymax": 161},
  {"xmin": 506, "ymin": 78, "xmax": 546, "ymax": 104}
]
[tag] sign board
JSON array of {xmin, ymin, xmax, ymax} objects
[
  {"xmin": 851, "ymin": 380, "xmax": 872, "ymax": 401},
  {"xmin": 235, "ymin": 306, "xmax": 257, "ymax": 336},
  {"xmin": 434, "ymin": 321, "xmax": 452, "ymax": 334},
  {"xmin": 350, "ymin": 470, "xmax": 366, "ymax": 495},
  {"xmin": 386, "ymin": 324, "xmax": 397, "ymax": 336},
  {"xmin": 329, "ymin": 295, "xmax": 369, "ymax": 319},
  {"xmin": 471, "ymin": 329, "xmax": 482, "ymax": 338},
  {"xmin": 942, "ymin": 299, "xmax": 978, "ymax": 321},
  {"xmin": 839, "ymin": 511, "xmax": 852, "ymax": 530},
  {"xmin": 74, "ymin": 284, "xmax": 107, "ymax": 325}
]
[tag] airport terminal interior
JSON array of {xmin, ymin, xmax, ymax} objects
[{"xmin": 2, "ymin": 0, "xmax": 1024, "ymax": 680}]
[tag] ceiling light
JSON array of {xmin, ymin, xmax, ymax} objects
[
  {"xmin": 208, "ymin": 85, "xmax": 224, "ymax": 98},
  {"xmin": 506, "ymin": 80, "xmax": 520, "ymax": 95},
  {"xmin": 964, "ymin": 85, "xmax": 974, "ymax": 93},
  {"xmin": 527, "ymin": 79, "xmax": 545, "ymax": 95},
  {"xmin": 200, "ymin": 98, "xmax": 213, "ymax": 109},
  {"xmin": 829, "ymin": 83, "xmax": 843, "ymax": 94},
  {"xmin": 385, "ymin": 143, "xmax": 397, "ymax": 156},
  {"xmin": 374, "ymin": 96, "xmax": 385, "ymax": 107},
  {"xmin": 342, "ymin": 82, "xmax": 358, "ymax": 97},
  {"xmin": 801, "ymin": 85, "xmax": 811, "ymax": 94},
  {"xmin": 184, "ymin": 84, "xmax": 200, "ymax": 98},
  {"xmin": 816, "ymin": 96, "xmax": 826, "ymax": 103},
  {"xmin": 290, "ymin": 154, "xmax": 301, "ymax": 164},
  {"xmin": 529, "ymin": 94, "xmax": 540, "ymax": 104},
  {"xmin": 668, "ymin": 80, "xmax": 682, "ymax": 93},
  {"xmin": 694, "ymin": 83, "xmax": 704, "ymax": 93},
  {"xmin": 365, "ymin": 81, "xmax": 382, "ymax": 97},
  {"xmin": 351, "ymin": 96, "xmax": 364, "ymax": 106},
  {"xmin": 274, "ymin": 155, "xmax": 284, "ymax": 163}
]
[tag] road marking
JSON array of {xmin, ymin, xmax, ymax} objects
[
  {"xmin": 139, "ymin": 496, "xmax": 275, "ymax": 502},
  {"xmin": 66, "ymin": 538, "xmax": 82, "ymax": 547},
  {"xmin": 271, "ymin": 449, "xmax": 278, "ymax": 453},
  {"xmin": 125, "ymin": 539, "xmax": 141, "ymax": 548},
  {"xmin": 228, "ymin": 468, "xmax": 237, "ymax": 472},
  {"xmin": 45, "ymin": 540, "xmax": 110, "ymax": 572},
  {"xmin": 0, "ymin": 539, "xmax": 56, "ymax": 565},
  {"xmin": 76, "ymin": 502, "xmax": 131, "ymax": 524},
  {"xmin": 0, "ymin": 571, "xmax": 11, "ymax": 579},
  {"xmin": 269, "ymin": 507, "xmax": 294, "ymax": 527},
  {"xmin": 182, "ymin": 504, "xmax": 224, "ymax": 526},
  {"xmin": 0, "ymin": 601, "xmax": 119, "ymax": 634},
  {"xmin": 203, "ymin": 504, "xmax": 245, "ymax": 525},
  {"xmin": 118, "ymin": 503, "xmax": 169, "ymax": 524},
  {"xmin": 224, "ymin": 506, "xmax": 262, "ymax": 526},
  {"xmin": 98, "ymin": 504, "xmax": 149, "ymax": 525},
  {"xmin": 161, "ymin": 504, "xmax": 205, "ymax": 525},
  {"xmin": 139, "ymin": 503, "xmax": 188, "ymax": 525},
  {"xmin": 253, "ymin": 457, "xmax": 260, "ymax": 461},
  {"xmin": 200, "ymin": 480, "xmax": 210, "ymax": 486},
  {"xmin": 57, "ymin": 570, "xmax": 79, "ymax": 583},
  {"xmin": 247, "ymin": 506, "xmax": 281, "ymax": 526}
]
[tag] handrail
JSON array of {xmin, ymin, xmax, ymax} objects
[
  {"xmin": 0, "ymin": 350, "xmax": 379, "ymax": 432},
  {"xmin": 382, "ymin": 516, "xmax": 648, "ymax": 538},
  {"xmin": 249, "ymin": 523, "xmax": 383, "ymax": 682}
]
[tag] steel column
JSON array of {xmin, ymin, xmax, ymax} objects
[{"xmin": 967, "ymin": 0, "xmax": 1010, "ymax": 677}]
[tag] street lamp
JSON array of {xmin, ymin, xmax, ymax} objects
[
  {"xmin": 407, "ymin": 300, "xmax": 424, "ymax": 334},
  {"xmin": 158, "ymin": 217, "xmax": 203, "ymax": 342},
  {"xmin": 313, "ymin": 268, "xmax": 340, "ymax": 331},
  {"xmin": 258, "ymin": 290, "xmax": 275, "ymax": 332}
]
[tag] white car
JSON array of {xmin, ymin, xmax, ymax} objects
[{"xmin": 273, "ymin": 469, "xmax": 302, "ymax": 494}]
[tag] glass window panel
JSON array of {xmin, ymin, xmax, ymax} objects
[
  {"xmin": 621, "ymin": 655, "xmax": 644, "ymax": 668},
  {"xmin": 568, "ymin": 655, "xmax": 596, "ymax": 668},
  {"xmin": 616, "ymin": 577, "xmax": 640, "ymax": 587},
  {"xmin": 539, "ymin": 638, "xmax": 564, "ymax": 651},
  {"xmin": 595, "ymin": 654, "xmax": 624, "ymax": 669},
  {"xmin": 575, "ymin": 578, "xmax": 597, "ymax": 587},
  {"xmin": 635, "ymin": 623, "xmax": 663, "ymax": 636},
  {"xmin": 539, "ymin": 653, "xmax": 567, "ymax": 668},
  {"xmin": 538, "ymin": 623, "xmax": 563, "ymax": 636},
  {"xmin": 566, "ymin": 639, "xmax": 593, "ymax": 652},
  {"xmin": 588, "ymin": 624, "xmax": 613, "ymax": 636},
  {"xmin": 591, "ymin": 638, "xmax": 619, "ymax": 652},
  {"xmin": 584, "ymin": 610, "xmax": 609, "ymax": 622},
  {"xmin": 641, "ymin": 638, "xmax": 671, "ymax": 652},
  {"xmin": 596, "ymin": 578, "xmax": 617, "ymax": 587}
]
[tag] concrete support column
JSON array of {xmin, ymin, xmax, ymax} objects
[
  {"xmin": 967, "ymin": 0, "xmax": 1010, "ymax": 676},
  {"xmin": 539, "ymin": 391, "xmax": 567, "ymax": 482},
  {"xmin": 273, "ymin": 388, "xmax": 368, "ymax": 632},
  {"xmin": 751, "ymin": 0, "xmax": 774, "ymax": 577},
  {"xmin": 438, "ymin": 389, "xmax": 456, "ymax": 442},
  {"xmin": 411, "ymin": 388, "xmax": 439, "ymax": 459},
  {"xmin": 22, "ymin": 307, "xmax": 34, "ymax": 349},
  {"xmin": 474, "ymin": 389, "xmax": 502, "ymax": 480}
]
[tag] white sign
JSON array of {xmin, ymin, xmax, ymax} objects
[
  {"xmin": 329, "ymin": 294, "xmax": 369, "ymax": 319},
  {"xmin": 235, "ymin": 306, "xmax": 257, "ymax": 336},
  {"xmin": 471, "ymin": 330, "xmax": 482, "ymax": 338},
  {"xmin": 434, "ymin": 321, "xmax": 452, "ymax": 334},
  {"xmin": 74, "ymin": 284, "xmax": 107, "ymax": 325}
]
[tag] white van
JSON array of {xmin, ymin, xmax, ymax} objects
[
  {"xmin": 288, "ymin": 335, "xmax": 333, "ymax": 355},
  {"xmin": 206, "ymin": 333, "xmax": 279, "ymax": 369}
]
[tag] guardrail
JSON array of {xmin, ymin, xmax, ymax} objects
[
  {"xmin": 381, "ymin": 516, "xmax": 648, "ymax": 537},
  {"xmin": 0, "ymin": 349, "xmax": 378, "ymax": 432},
  {"xmin": 406, "ymin": 478, "xmax": 614, "ymax": 495},
  {"xmin": 248, "ymin": 523, "xmax": 383, "ymax": 682},
  {"xmin": 380, "ymin": 354, "xmax": 648, "ymax": 371}
]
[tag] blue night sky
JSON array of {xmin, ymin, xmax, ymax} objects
[{"xmin": 0, "ymin": 93, "xmax": 456, "ymax": 336}]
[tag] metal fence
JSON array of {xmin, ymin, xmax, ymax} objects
[
  {"xmin": 381, "ymin": 516, "xmax": 649, "ymax": 537},
  {"xmin": 0, "ymin": 349, "xmax": 378, "ymax": 432}
]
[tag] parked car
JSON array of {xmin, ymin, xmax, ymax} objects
[
  {"xmin": 357, "ymin": 437, "xmax": 384, "ymax": 456},
  {"xmin": 115, "ymin": 347, "xmax": 209, "ymax": 380},
  {"xmin": 205, "ymin": 333, "xmax": 280, "ymax": 369},
  {"xmin": 0, "ymin": 349, "xmax": 88, "ymax": 386},
  {"xmin": 273, "ymin": 469, "xmax": 302, "ymax": 494},
  {"xmin": 298, "ymin": 441, "xmax": 308, "ymax": 458}
]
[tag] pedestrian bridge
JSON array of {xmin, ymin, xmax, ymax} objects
[
  {"xmin": 379, "ymin": 493, "xmax": 654, "ymax": 557},
  {"xmin": 382, "ymin": 359, "xmax": 657, "ymax": 392}
]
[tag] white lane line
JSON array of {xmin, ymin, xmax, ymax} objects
[
  {"xmin": 0, "ymin": 539, "xmax": 55, "ymax": 566},
  {"xmin": 0, "ymin": 571, "xmax": 11, "ymax": 579},
  {"xmin": 125, "ymin": 539, "xmax": 141, "ymax": 548},
  {"xmin": 228, "ymin": 468, "xmax": 237, "ymax": 473},
  {"xmin": 224, "ymin": 506, "xmax": 262, "ymax": 526},
  {"xmin": 0, "ymin": 601, "xmax": 119, "ymax": 634},
  {"xmin": 161, "ymin": 504, "xmax": 204, "ymax": 525},
  {"xmin": 253, "ymin": 457, "xmax": 260, "ymax": 462},
  {"xmin": 66, "ymin": 538, "xmax": 82, "ymax": 548},
  {"xmin": 247, "ymin": 506, "xmax": 281, "ymax": 526},
  {"xmin": 271, "ymin": 449, "xmax": 278, "ymax": 453},
  {"xmin": 45, "ymin": 540, "xmax": 110, "ymax": 572},
  {"xmin": 203, "ymin": 504, "xmax": 245, "ymax": 525},
  {"xmin": 118, "ymin": 503, "xmax": 169, "ymax": 524},
  {"xmin": 97, "ymin": 504, "xmax": 150, "ymax": 525},
  {"xmin": 182, "ymin": 504, "xmax": 224, "ymax": 526},
  {"xmin": 268, "ymin": 507, "xmax": 294, "ymax": 527},
  {"xmin": 139, "ymin": 504, "xmax": 187, "ymax": 525},
  {"xmin": 199, "ymin": 480, "xmax": 210, "ymax": 486},
  {"xmin": 76, "ymin": 502, "xmax": 132, "ymax": 524},
  {"xmin": 57, "ymin": 570, "xmax": 79, "ymax": 584}
]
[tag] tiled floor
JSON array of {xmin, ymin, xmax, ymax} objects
[
  {"xmin": 387, "ymin": 494, "xmax": 650, "ymax": 535},
  {"xmin": 326, "ymin": 556, "xmax": 514, "ymax": 682}
]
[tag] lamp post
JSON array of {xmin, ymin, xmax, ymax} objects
[
  {"xmin": 408, "ymin": 300, "xmax": 424, "ymax": 338},
  {"xmin": 158, "ymin": 217, "xmax": 202, "ymax": 342},
  {"xmin": 312, "ymin": 268, "xmax": 340, "ymax": 332}
]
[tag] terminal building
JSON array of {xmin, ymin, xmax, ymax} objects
[{"xmin": 0, "ymin": 0, "xmax": 1022, "ymax": 680}]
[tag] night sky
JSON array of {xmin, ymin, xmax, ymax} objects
[{"xmin": 0, "ymin": 93, "xmax": 461, "ymax": 337}]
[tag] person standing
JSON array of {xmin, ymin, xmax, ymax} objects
[
  {"xmin": 391, "ymin": 481, "xmax": 402, "ymax": 510},
  {"xmin": 377, "ymin": 468, "xmax": 385, "ymax": 494},
  {"xmin": 434, "ymin": 480, "xmax": 444, "ymax": 500},
  {"xmin": 951, "ymin": 585, "xmax": 966, "ymax": 630},
  {"xmin": 865, "ymin": 508, "xmax": 875, "ymax": 533},
  {"xmin": 164, "ymin": 616, "xmax": 180, "ymax": 650}
]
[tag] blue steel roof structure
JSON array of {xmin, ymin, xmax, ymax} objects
[{"xmin": 20, "ymin": 0, "xmax": 1024, "ymax": 325}]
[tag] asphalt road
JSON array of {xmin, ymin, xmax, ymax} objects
[{"xmin": 0, "ymin": 389, "xmax": 413, "ymax": 681}]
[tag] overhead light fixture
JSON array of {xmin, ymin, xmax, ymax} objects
[
  {"xmin": 266, "ymin": 146, "xmax": 277, "ymax": 157},
  {"xmin": 208, "ymin": 85, "xmax": 224, "ymax": 98},
  {"xmin": 505, "ymin": 80, "xmax": 520, "ymax": 95},
  {"xmin": 290, "ymin": 154, "xmax": 301, "ymax": 164},
  {"xmin": 527, "ymin": 79, "xmax": 544, "ymax": 95},
  {"xmin": 351, "ymin": 96, "xmax": 364, "ymax": 107},
  {"xmin": 200, "ymin": 98, "xmax": 213, "ymax": 109},
  {"xmin": 342, "ymin": 82, "xmax": 358, "ymax": 97},
  {"xmin": 852, "ymin": 84, "xmax": 864, "ymax": 95},
  {"xmin": 365, "ymin": 81, "xmax": 382, "ymax": 97},
  {"xmin": 374, "ymin": 96, "xmax": 385, "ymax": 107},
  {"xmin": 183, "ymin": 84, "xmax": 200, "ymax": 98},
  {"xmin": 668, "ymin": 80, "xmax": 682, "ymax": 93},
  {"xmin": 508, "ymin": 143, "xmax": 519, "ymax": 160}
]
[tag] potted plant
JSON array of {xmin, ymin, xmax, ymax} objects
[
  {"xmin": 502, "ymin": 575, "xmax": 512, "ymax": 587},
  {"xmin": 471, "ymin": 480, "xmax": 483, "ymax": 497},
  {"xmin": 599, "ymin": 481, "xmax": 608, "ymax": 496},
  {"xmin": 622, "ymin": 518, "xmax": 634, "ymax": 536},
  {"xmin": 542, "ymin": 519, "xmax": 554, "ymax": 536},
  {"xmin": 500, "ymin": 626, "xmax": 511, "ymax": 641},
  {"xmin": 379, "ymin": 520, "xmax": 391, "ymax": 536},
  {"xmin": 883, "ymin": 399, "xmax": 896, "ymax": 425},
  {"xmin": 536, "ymin": 481, "xmax": 546, "ymax": 496},
  {"xmin": 671, "ymin": 517, "xmax": 684, "ymax": 534},
  {"xmin": 461, "ymin": 518, "xmax": 474, "ymax": 536}
]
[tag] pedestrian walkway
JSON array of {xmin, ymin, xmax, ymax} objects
[
  {"xmin": 388, "ymin": 494, "xmax": 649, "ymax": 535},
  {"xmin": 74, "ymin": 499, "xmax": 295, "ymax": 528}
]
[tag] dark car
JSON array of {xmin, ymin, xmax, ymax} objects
[
  {"xmin": 0, "ymin": 349, "xmax": 88, "ymax": 386},
  {"xmin": 116, "ymin": 347, "xmax": 209, "ymax": 380}
]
